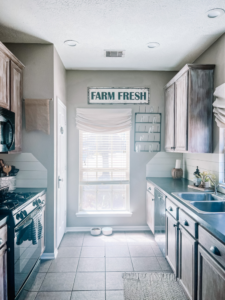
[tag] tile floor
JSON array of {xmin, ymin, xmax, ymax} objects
[{"xmin": 19, "ymin": 231, "xmax": 172, "ymax": 300}]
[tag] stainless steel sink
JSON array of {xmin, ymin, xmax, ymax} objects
[
  {"xmin": 190, "ymin": 201, "xmax": 225, "ymax": 213},
  {"xmin": 174, "ymin": 192, "xmax": 219, "ymax": 201},
  {"xmin": 172, "ymin": 192, "xmax": 225, "ymax": 214}
]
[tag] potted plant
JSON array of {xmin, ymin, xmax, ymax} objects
[{"xmin": 200, "ymin": 171, "xmax": 216, "ymax": 188}]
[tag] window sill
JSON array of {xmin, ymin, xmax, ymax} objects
[{"xmin": 76, "ymin": 211, "xmax": 132, "ymax": 218}]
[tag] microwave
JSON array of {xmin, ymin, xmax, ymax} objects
[{"xmin": 0, "ymin": 107, "xmax": 15, "ymax": 152}]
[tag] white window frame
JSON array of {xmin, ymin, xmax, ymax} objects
[{"xmin": 77, "ymin": 130, "xmax": 131, "ymax": 217}]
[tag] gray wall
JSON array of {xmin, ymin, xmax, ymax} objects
[
  {"xmin": 5, "ymin": 43, "xmax": 55, "ymax": 253},
  {"xmin": 66, "ymin": 70, "xmax": 176, "ymax": 228},
  {"xmin": 4, "ymin": 44, "xmax": 66, "ymax": 254}
]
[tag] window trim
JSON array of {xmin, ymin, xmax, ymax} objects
[{"xmin": 78, "ymin": 130, "xmax": 131, "ymax": 213}]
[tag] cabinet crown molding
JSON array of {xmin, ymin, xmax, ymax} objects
[
  {"xmin": 164, "ymin": 64, "xmax": 215, "ymax": 90},
  {"xmin": 0, "ymin": 41, "xmax": 25, "ymax": 69}
]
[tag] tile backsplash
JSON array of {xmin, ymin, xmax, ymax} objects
[
  {"xmin": 183, "ymin": 153, "xmax": 224, "ymax": 185},
  {"xmin": 0, "ymin": 153, "xmax": 47, "ymax": 188}
]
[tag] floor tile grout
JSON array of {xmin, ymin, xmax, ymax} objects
[{"xmin": 32, "ymin": 231, "xmax": 172, "ymax": 298}]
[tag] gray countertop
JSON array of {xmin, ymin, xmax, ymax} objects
[
  {"xmin": 0, "ymin": 215, "xmax": 8, "ymax": 228},
  {"xmin": 12, "ymin": 188, "xmax": 47, "ymax": 194},
  {"xmin": 146, "ymin": 177, "xmax": 225, "ymax": 244}
]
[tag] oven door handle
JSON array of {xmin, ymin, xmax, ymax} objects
[{"xmin": 15, "ymin": 218, "xmax": 32, "ymax": 232}]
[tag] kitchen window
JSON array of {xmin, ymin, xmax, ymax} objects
[{"xmin": 78, "ymin": 130, "xmax": 130, "ymax": 214}]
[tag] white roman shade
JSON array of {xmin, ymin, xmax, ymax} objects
[
  {"xmin": 213, "ymin": 83, "xmax": 225, "ymax": 128},
  {"xmin": 76, "ymin": 108, "xmax": 132, "ymax": 133}
]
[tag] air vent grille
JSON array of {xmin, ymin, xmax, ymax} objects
[{"xmin": 106, "ymin": 51, "xmax": 124, "ymax": 57}]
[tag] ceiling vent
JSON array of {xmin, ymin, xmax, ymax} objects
[{"xmin": 105, "ymin": 51, "xmax": 124, "ymax": 57}]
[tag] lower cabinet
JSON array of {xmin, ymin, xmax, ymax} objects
[
  {"xmin": 166, "ymin": 211, "xmax": 178, "ymax": 276},
  {"xmin": 0, "ymin": 243, "xmax": 7, "ymax": 300},
  {"xmin": 198, "ymin": 245, "xmax": 225, "ymax": 300},
  {"xmin": 146, "ymin": 189, "xmax": 155, "ymax": 234},
  {"xmin": 179, "ymin": 226, "xmax": 197, "ymax": 300}
]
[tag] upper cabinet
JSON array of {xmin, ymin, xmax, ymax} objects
[
  {"xmin": 165, "ymin": 64, "xmax": 215, "ymax": 153},
  {"xmin": 0, "ymin": 42, "xmax": 24, "ymax": 153},
  {"xmin": 0, "ymin": 51, "xmax": 10, "ymax": 110}
]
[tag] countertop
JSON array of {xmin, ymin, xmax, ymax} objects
[
  {"xmin": 0, "ymin": 215, "xmax": 8, "ymax": 227},
  {"xmin": 12, "ymin": 188, "xmax": 46, "ymax": 195},
  {"xmin": 146, "ymin": 177, "xmax": 225, "ymax": 244}
]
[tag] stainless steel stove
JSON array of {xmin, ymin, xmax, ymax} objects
[{"xmin": 0, "ymin": 186, "xmax": 46, "ymax": 300}]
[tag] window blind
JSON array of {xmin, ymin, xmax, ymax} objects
[{"xmin": 79, "ymin": 131, "xmax": 130, "ymax": 211}]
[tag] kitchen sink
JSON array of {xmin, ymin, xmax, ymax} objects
[
  {"xmin": 173, "ymin": 192, "xmax": 221, "ymax": 201},
  {"xmin": 172, "ymin": 192, "xmax": 225, "ymax": 214},
  {"xmin": 190, "ymin": 201, "xmax": 225, "ymax": 213}
]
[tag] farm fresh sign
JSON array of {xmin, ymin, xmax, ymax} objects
[{"xmin": 88, "ymin": 87, "xmax": 149, "ymax": 104}]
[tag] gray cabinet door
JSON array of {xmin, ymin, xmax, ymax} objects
[
  {"xmin": 10, "ymin": 61, "xmax": 23, "ymax": 153},
  {"xmin": 175, "ymin": 72, "xmax": 188, "ymax": 152},
  {"xmin": 179, "ymin": 226, "xmax": 197, "ymax": 300},
  {"xmin": 165, "ymin": 84, "xmax": 175, "ymax": 151},
  {"xmin": 0, "ymin": 51, "xmax": 10, "ymax": 110},
  {"xmin": 146, "ymin": 190, "xmax": 155, "ymax": 234},
  {"xmin": 198, "ymin": 245, "xmax": 225, "ymax": 300},
  {"xmin": 188, "ymin": 68, "xmax": 213, "ymax": 153},
  {"xmin": 0, "ymin": 244, "xmax": 7, "ymax": 300},
  {"xmin": 166, "ymin": 211, "xmax": 178, "ymax": 276}
]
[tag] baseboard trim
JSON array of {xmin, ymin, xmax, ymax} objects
[
  {"xmin": 66, "ymin": 226, "xmax": 150, "ymax": 232},
  {"xmin": 41, "ymin": 248, "xmax": 58, "ymax": 260}
]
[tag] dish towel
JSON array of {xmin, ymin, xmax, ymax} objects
[
  {"xmin": 29, "ymin": 208, "xmax": 43, "ymax": 245},
  {"xmin": 213, "ymin": 83, "xmax": 225, "ymax": 128},
  {"xmin": 25, "ymin": 99, "xmax": 50, "ymax": 134}
]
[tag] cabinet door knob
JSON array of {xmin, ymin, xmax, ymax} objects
[
  {"xmin": 152, "ymin": 198, "xmax": 154, "ymax": 201},
  {"xmin": 210, "ymin": 246, "xmax": 221, "ymax": 256},
  {"xmin": 171, "ymin": 147, "xmax": 175, "ymax": 150},
  {"xmin": 173, "ymin": 224, "xmax": 178, "ymax": 227},
  {"xmin": 148, "ymin": 187, "xmax": 151, "ymax": 191},
  {"xmin": 168, "ymin": 206, "xmax": 173, "ymax": 211},
  {"xmin": 0, "ymin": 238, "xmax": 2, "ymax": 246},
  {"xmin": 183, "ymin": 220, "xmax": 189, "ymax": 226}
]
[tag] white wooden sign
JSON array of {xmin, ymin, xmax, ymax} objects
[{"xmin": 88, "ymin": 87, "xmax": 149, "ymax": 104}]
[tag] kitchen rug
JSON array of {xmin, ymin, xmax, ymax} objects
[{"xmin": 122, "ymin": 273, "xmax": 188, "ymax": 300}]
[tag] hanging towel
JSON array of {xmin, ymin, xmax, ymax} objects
[
  {"xmin": 16, "ymin": 209, "xmax": 43, "ymax": 246},
  {"xmin": 25, "ymin": 99, "xmax": 50, "ymax": 134},
  {"xmin": 28, "ymin": 208, "xmax": 43, "ymax": 245}
]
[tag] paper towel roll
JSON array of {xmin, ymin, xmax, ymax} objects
[{"xmin": 175, "ymin": 159, "xmax": 181, "ymax": 169}]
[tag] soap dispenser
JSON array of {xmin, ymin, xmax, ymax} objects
[{"xmin": 193, "ymin": 166, "xmax": 201, "ymax": 186}]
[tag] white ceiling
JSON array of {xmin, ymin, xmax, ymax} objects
[{"xmin": 0, "ymin": 0, "xmax": 225, "ymax": 71}]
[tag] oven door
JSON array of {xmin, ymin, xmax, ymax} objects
[{"xmin": 14, "ymin": 207, "xmax": 43, "ymax": 296}]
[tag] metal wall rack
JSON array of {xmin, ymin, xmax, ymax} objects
[{"xmin": 134, "ymin": 112, "xmax": 161, "ymax": 152}]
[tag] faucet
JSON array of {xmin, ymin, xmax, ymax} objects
[
  {"xmin": 216, "ymin": 183, "xmax": 225, "ymax": 196},
  {"xmin": 204, "ymin": 175, "xmax": 225, "ymax": 196},
  {"xmin": 204, "ymin": 175, "xmax": 217, "ymax": 194}
]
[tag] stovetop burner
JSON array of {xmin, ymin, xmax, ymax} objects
[
  {"xmin": 4, "ymin": 192, "xmax": 36, "ymax": 202},
  {"xmin": 0, "ymin": 190, "xmax": 37, "ymax": 211},
  {"xmin": 0, "ymin": 199, "xmax": 19, "ymax": 210}
]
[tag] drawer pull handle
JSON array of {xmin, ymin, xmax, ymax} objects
[
  {"xmin": 210, "ymin": 246, "xmax": 221, "ymax": 256},
  {"xmin": 183, "ymin": 220, "xmax": 189, "ymax": 226},
  {"xmin": 168, "ymin": 206, "xmax": 173, "ymax": 212},
  {"xmin": 171, "ymin": 147, "xmax": 175, "ymax": 149},
  {"xmin": 0, "ymin": 238, "xmax": 2, "ymax": 246},
  {"xmin": 173, "ymin": 224, "xmax": 178, "ymax": 227}
]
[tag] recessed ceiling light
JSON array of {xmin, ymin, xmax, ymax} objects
[
  {"xmin": 147, "ymin": 42, "xmax": 160, "ymax": 49},
  {"xmin": 207, "ymin": 8, "xmax": 225, "ymax": 18},
  {"xmin": 64, "ymin": 40, "xmax": 78, "ymax": 46}
]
